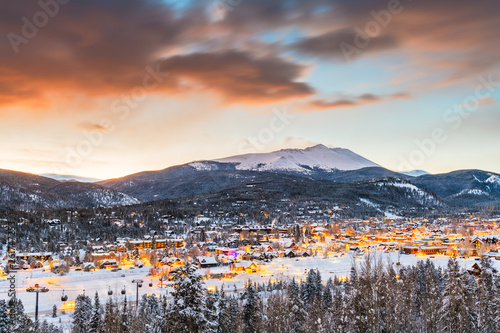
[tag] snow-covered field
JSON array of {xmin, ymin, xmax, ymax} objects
[{"xmin": 1, "ymin": 252, "xmax": 499, "ymax": 327}]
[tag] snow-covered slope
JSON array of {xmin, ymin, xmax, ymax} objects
[
  {"xmin": 0, "ymin": 169, "xmax": 139, "ymax": 210},
  {"xmin": 373, "ymin": 179, "xmax": 443, "ymax": 206},
  {"xmin": 213, "ymin": 144, "xmax": 380, "ymax": 174}
]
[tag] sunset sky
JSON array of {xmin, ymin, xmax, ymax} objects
[{"xmin": 1, "ymin": 0, "xmax": 499, "ymax": 179}]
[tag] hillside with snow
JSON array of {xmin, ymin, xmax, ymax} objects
[{"xmin": 0, "ymin": 169, "xmax": 139, "ymax": 210}]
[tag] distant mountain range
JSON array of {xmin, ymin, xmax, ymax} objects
[
  {"xmin": 41, "ymin": 174, "xmax": 101, "ymax": 183},
  {"xmin": 1, "ymin": 145, "xmax": 500, "ymax": 212}
]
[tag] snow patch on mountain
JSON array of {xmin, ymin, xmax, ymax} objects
[
  {"xmin": 401, "ymin": 170, "xmax": 430, "ymax": 177},
  {"xmin": 189, "ymin": 162, "xmax": 220, "ymax": 171},
  {"xmin": 375, "ymin": 179, "xmax": 441, "ymax": 206},
  {"xmin": 485, "ymin": 174, "xmax": 500, "ymax": 186},
  {"xmin": 214, "ymin": 144, "xmax": 380, "ymax": 173},
  {"xmin": 359, "ymin": 198, "xmax": 379, "ymax": 207},
  {"xmin": 453, "ymin": 189, "xmax": 490, "ymax": 197}
]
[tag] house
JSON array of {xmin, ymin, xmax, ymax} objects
[
  {"xmin": 403, "ymin": 246, "xmax": 445, "ymax": 255},
  {"xmin": 83, "ymin": 262, "xmax": 96, "ymax": 272},
  {"xmin": 230, "ymin": 261, "xmax": 261, "ymax": 273},
  {"xmin": 163, "ymin": 257, "xmax": 184, "ymax": 266},
  {"xmin": 51, "ymin": 261, "xmax": 65, "ymax": 273},
  {"xmin": 242, "ymin": 252, "xmax": 253, "ymax": 261},
  {"xmin": 215, "ymin": 247, "xmax": 237, "ymax": 257},
  {"xmin": 30, "ymin": 261, "xmax": 44, "ymax": 269},
  {"xmin": 166, "ymin": 239, "xmax": 185, "ymax": 248},
  {"xmin": 197, "ymin": 256, "xmax": 218, "ymax": 268},
  {"xmin": 261, "ymin": 245, "xmax": 274, "ymax": 252},
  {"xmin": 472, "ymin": 238, "xmax": 484, "ymax": 248},
  {"xmin": 100, "ymin": 259, "xmax": 119, "ymax": 269},
  {"xmin": 467, "ymin": 263, "xmax": 482, "ymax": 276},
  {"xmin": 245, "ymin": 262, "xmax": 260, "ymax": 273},
  {"xmin": 15, "ymin": 252, "xmax": 52, "ymax": 262},
  {"xmin": 483, "ymin": 251, "xmax": 500, "ymax": 260}
]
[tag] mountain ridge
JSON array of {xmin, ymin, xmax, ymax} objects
[
  {"xmin": 2, "ymin": 145, "xmax": 500, "ymax": 212},
  {"xmin": 0, "ymin": 168, "xmax": 138, "ymax": 210}
]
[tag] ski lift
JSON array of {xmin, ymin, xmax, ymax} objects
[
  {"xmin": 149, "ymin": 282, "xmax": 153, "ymax": 287},
  {"xmin": 121, "ymin": 286, "xmax": 126, "ymax": 295},
  {"xmin": 138, "ymin": 283, "xmax": 142, "ymax": 288},
  {"xmin": 108, "ymin": 286, "xmax": 113, "ymax": 296},
  {"xmin": 61, "ymin": 290, "xmax": 68, "ymax": 302}
]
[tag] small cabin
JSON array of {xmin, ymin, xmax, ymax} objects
[
  {"xmin": 467, "ymin": 263, "xmax": 482, "ymax": 276},
  {"xmin": 197, "ymin": 256, "xmax": 218, "ymax": 268}
]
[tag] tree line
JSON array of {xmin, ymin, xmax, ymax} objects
[
  {"xmin": 1, "ymin": 256, "xmax": 498, "ymax": 332},
  {"xmin": 60, "ymin": 256, "xmax": 500, "ymax": 333}
]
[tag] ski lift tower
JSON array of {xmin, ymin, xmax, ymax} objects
[
  {"xmin": 26, "ymin": 284, "xmax": 49, "ymax": 322},
  {"xmin": 131, "ymin": 279, "xmax": 143, "ymax": 307}
]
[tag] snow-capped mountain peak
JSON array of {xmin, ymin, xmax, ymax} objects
[
  {"xmin": 401, "ymin": 170, "xmax": 431, "ymax": 177},
  {"xmin": 212, "ymin": 145, "xmax": 381, "ymax": 173}
]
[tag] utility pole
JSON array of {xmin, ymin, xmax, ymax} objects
[
  {"xmin": 26, "ymin": 284, "xmax": 49, "ymax": 322},
  {"xmin": 131, "ymin": 279, "xmax": 143, "ymax": 307}
]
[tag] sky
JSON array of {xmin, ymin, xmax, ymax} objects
[{"xmin": 0, "ymin": 0, "xmax": 499, "ymax": 179}]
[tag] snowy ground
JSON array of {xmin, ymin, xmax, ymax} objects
[{"xmin": 1, "ymin": 251, "xmax": 499, "ymax": 329}]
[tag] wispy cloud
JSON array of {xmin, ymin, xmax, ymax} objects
[{"xmin": 301, "ymin": 92, "xmax": 411, "ymax": 112}]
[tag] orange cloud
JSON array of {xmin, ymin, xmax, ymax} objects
[
  {"xmin": 301, "ymin": 92, "xmax": 411, "ymax": 112},
  {"xmin": 157, "ymin": 51, "xmax": 314, "ymax": 105},
  {"xmin": 0, "ymin": 0, "xmax": 499, "ymax": 111}
]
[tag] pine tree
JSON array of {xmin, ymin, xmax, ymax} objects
[
  {"xmin": 242, "ymin": 283, "xmax": 260, "ymax": 333},
  {"xmin": 332, "ymin": 282, "xmax": 347, "ymax": 333},
  {"xmin": 52, "ymin": 304, "xmax": 57, "ymax": 318},
  {"xmin": 138, "ymin": 294, "xmax": 162, "ymax": 333},
  {"xmin": 168, "ymin": 262, "xmax": 207, "ymax": 332},
  {"xmin": 440, "ymin": 258, "xmax": 469, "ymax": 333},
  {"xmin": 227, "ymin": 296, "xmax": 241, "ymax": 333},
  {"xmin": 89, "ymin": 292, "xmax": 101, "ymax": 332},
  {"xmin": 313, "ymin": 269, "xmax": 323, "ymax": 301},
  {"xmin": 302, "ymin": 269, "xmax": 316, "ymax": 305},
  {"xmin": 8, "ymin": 299, "xmax": 34, "ymax": 333},
  {"xmin": 72, "ymin": 294, "xmax": 92, "ymax": 333},
  {"xmin": 121, "ymin": 296, "xmax": 128, "ymax": 333},
  {"xmin": 494, "ymin": 273, "xmax": 500, "ymax": 333},
  {"xmin": 205, "ymin": 290, "xmax": 218, "ymax": 333},
  {"xmin": 101, "ymin": 298, "xmax": 117, "ymax": 333},
  {"xmin": 287, "ymin": 278, "xmax": 306, "ymax": 333},
  {"xmin": 216, "ymin": 286, "xmax": 232, "ymax": 333},
  {"xmin": 37, "ymin": 320, "xmax": 63, "ymax": 333},
  {"xmin": 322, "ymin": 277, "xmax": 333, "ymax": 308},
  {"xmin": 461, "ymin": 272, "xmax": 478, "ymax": 333},
  {"xmin": 0, "ymin": 300, "xmax": 8, "ymax": 333},
  {"xmin": 265, "ymin": 291, "xmax": 288, "ymax": 333},
  {"xmin": 477, "ymin": 257, "xmax": 497, "ymax": 332}
]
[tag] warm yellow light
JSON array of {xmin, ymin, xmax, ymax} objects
[{"xmin": 62, "ymin": 300, "xmax": 76, "ymax": 311}]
